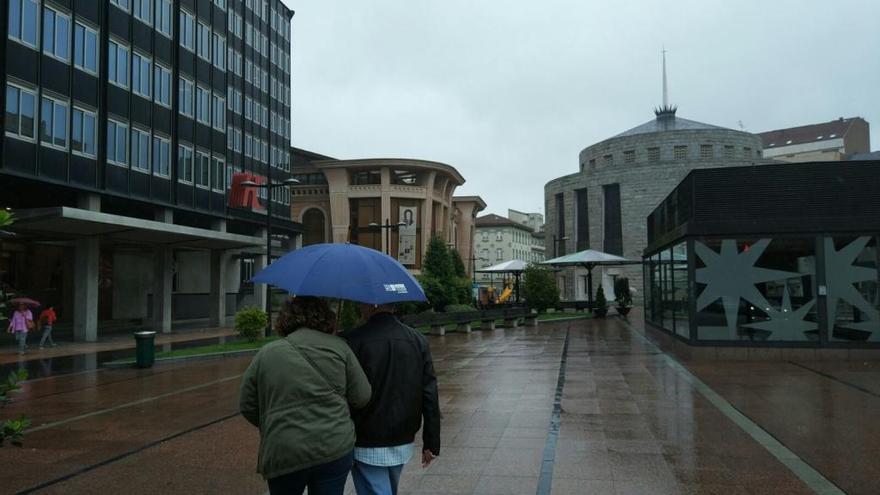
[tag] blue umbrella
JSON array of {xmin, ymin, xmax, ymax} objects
[{"xmin": 251, "ymin": 243, "xmax": 427, "ymax": 305}]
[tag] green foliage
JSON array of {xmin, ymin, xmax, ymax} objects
[
  {"xmin": 1, "ymin": 370, "xmax": 28, "ymax": 447},
  {"xmin": 235, "ymin": 306, "xmax": 268, "ymax": 342},
  {"xmin": 445, "ymin": 304, "xmax": 477, "ymax": 313},
  {"xmin": 0, "ymin": 210, "xmax": 14, "ymax": 229},
  {"xmin": 419, "ymin": 237, "xmax": 471, "ymax": 311},
  {"xmin": 394, "ymin": 300, "xmax": 429, "ymax": 316},
  {"xmin": 450, "ymin": 250, "xmax": 467, "ymax": 278},
  {"xmin": 338, "ymin": 300, "xmax": 361, "ymax": 331},
  {"xmin": 614, "ymin": 277, "xmax": 632, "ymax": 308},
  {"xmin": 595, "ymin": 285, "xmax": 608, "ymax": 317},
  {"xmin": 522, "ymin": 263, "xmax": 560, "ymax": 313}
]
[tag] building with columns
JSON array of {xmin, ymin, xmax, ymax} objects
[
  {"xmin": 1, "ymin": 0, "xmax": 297, "ymax": 341},
  {"xmin": 290, "ymin": 148, "xmax": 485, "ymax": 274}
]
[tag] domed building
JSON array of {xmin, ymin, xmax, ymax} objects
[{"xmin": 545, "ymin": 106, "xmax": 768, "ymax": 303}]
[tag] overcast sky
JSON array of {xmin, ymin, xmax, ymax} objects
[{"xmin": 281, "ymin": 0, "xmax": 880, "ymax": 217}]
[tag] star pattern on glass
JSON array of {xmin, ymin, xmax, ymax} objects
[
  {"xmin": 742, "ymin": 285, "xmax": 817, "ymax": 341},
  {"xmin": 824, "ymin": 237, "xmax": 879, "ymax": 340},
  {"xmin": 695, "ymin": 239, "xmax": 799, "ymax": 338}
]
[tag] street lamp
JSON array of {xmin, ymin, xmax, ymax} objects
[
  {"xmin": 368, "ymin": 219, "xmax": 406, "ymax": 255},
  {"xmin": 240, "ymin": 176, "xmax": 300, "ymax": 335},
  {"xmin": 552, "ymin": 235, "xmax": 570, "ymax": 257}
]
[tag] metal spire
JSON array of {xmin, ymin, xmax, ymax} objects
[{"xmin": 662, "ymin": 46, "xmax": 668, "ymax": 109}]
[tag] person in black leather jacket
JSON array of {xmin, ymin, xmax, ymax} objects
[{"xmin": 342, "ymin": 304, "xmax": 441, "ymax": 495}]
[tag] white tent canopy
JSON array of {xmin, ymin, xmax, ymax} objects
[
  {"xmin": 542, "ymin": 249, "xmax": 638, "ymax": 266},
  {"xmin": 476, "ymin": 259, "xmax": 529, "ymax": 273}
]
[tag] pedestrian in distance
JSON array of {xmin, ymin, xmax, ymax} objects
[
  {"xmin": 7, "ymin": 302, "xmax": 34, "ymax": 355},
  {"xmin": 38, "ymin": 304, "xmax": 57, "ymax": 348},
  {"xmin": 343, "ymin": 304, "xmax": 441, "ymax": 495},
  {"xmin": 239, "ymin": 296, "xmax": 372, "ymax": 495}
]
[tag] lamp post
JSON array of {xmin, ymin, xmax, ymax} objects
[
  {"xmin": 240, "ymin": 177, "xmax": 300, "ymax": 335},
  {"xmin": 552, "ymin": 235, "xmax": 570, "ymax": 257},
  {"xmin": 368, "ymin": 218, "xmax": 406, "ymax": 255}
]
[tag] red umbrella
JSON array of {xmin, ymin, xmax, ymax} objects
[{"xmin": 9, "ymin": 297, "xmax": 40, "ymax": 307}]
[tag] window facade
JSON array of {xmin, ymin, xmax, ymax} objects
[
  {"xmin": 40, "ymin": 95, "xmax": 68, "ymax": 149},
  {"xmin": 211, "ymin": 156, "xmax": 224, "ymax": 191},
  {"xmin": 154, "ymin": 63, "xmax": 171, "ymax": 107},
  {"xmin": 5, "ymin": 83, "xmax": 37, "ymax": 140},
  {"xmin": 155, "ymin": 0, "xmax": 172, "ymax": 37},
  {"xmin": 107, "ymin": 119, "xmax": 129, "ymax": 166},
  {"xmin": 108, "ymin": 39, "xmax": 130, "ymax": 88},
  {"xmin": 603, "ymin": 183, "xmax": 623, "ymax": 256},
  {"xmin": 131, "ymin": 52, "xmax": 152, "ymax": 98},
  {"xmin": 71, "ymin": 107, "xmax": 97, "ymax": 157},
  {"xmin": 196, "ymin": 21, "xmax": 211, "ymax": 60},
  {"xmin": 8, "ymin": 0, "xmax": 40, "ymax": 48},
  {"xmin": 177, "ymin": 144, "xmax": 193, "ymax": 182},
  {"xmin": 196, "ymin": 85, "xmax": 210, "ymax": 124},
  {"xmin": 195, "ymin": 150, "xmax": 210, "ymax": 188},
  {"xmin": 133, "ymin": 0, "xmax": 152, "ymax": 25},
  {"xmin": 700, "ymin": 144, "xmax": 713, "ymax": 159},
  {"xmin": 131, "ymin": 127, "xmax": 151, "ymax": 172},
  {"xmin": 212, "ymin": 94, "xmax": 225, "ymax": 130},
  {"xmin": 152, "ymin": 134, "xmax": 170, "ymax": 176},
  {"xmin": 623, "ymin": 150, "xmax": 635, "ymax": 164},
  {"xmin": 43, "ymin": 6, "xmax": 71, "ymax": 62},
  {"xmin": 673, "ymin": 145, "xmax": 688, "ymax": 160},
  {"xmin": 179, "ymin": 10, "xmax": 194, "ymax": 51},
  {"xmin": 647, "ymin": 147, "xmax": 660, "ymax": 162},
  {"xmin": 73, "ymin": 22, "xmax": 98, "ymax": 74},
  {"xmin": 178, "ymin": 76, "xmax": 194, "ymax": 117}
]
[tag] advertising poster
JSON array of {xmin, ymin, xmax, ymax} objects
[{"xmin": 398, "ymin": 206, "xmax": 417, "ymax": 265}]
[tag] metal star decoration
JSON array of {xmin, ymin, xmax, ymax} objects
[
  {"xmin": 823, "ymin": 237, "xmax": 879, "ymax": 341},
  {"xmin": 742, "ymin": 285, "xmax": 817, "ymax": 341}
]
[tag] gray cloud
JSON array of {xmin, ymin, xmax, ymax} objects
[{"xmin": 283, "ymin": 0, "xmax": 880, "ymax": 216}]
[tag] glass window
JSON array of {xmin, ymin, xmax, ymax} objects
[
  {"xmin": 179, "ymin": 10, "xmax": 194, "ymax": 51},
  {"xmin": 212, "ymin": 33, "xmax": 225, "ymax": 70},
  {"xmin": 825, "ymin": 236, "xmax": 880, "ymax": 343},
  {"xmin": 694, "ymin": 238, "xmax": 818, "ymax": 342},
  {"xmin": 178, "ymin": 76, "xmax": 194, "ymax": 117},
  {"xmin": 496, "ymin": 248, "xmax": 502, "ymax": 260},
  {"xmin": 107, "ymin": 119, "xmax": 129, "ymax": 166},
  {"xmin": 43, "ymin": 7, "xmax": 70, "ymax": 62},
  {"xmin": 196, "ymin": 21, "xmax": 211, "ymax": 61},
  {"xmin": 672, "ymin": 242, "xmax": 690, "ymax": 338},
  {"xmin": 73, "ymin": 22, "xmax": 98, "ymax": 74},
  {"xmin": 195, "ymin": 150, "xmax": 210, "ymax": 188},
  {"xmin": 8, "ymin": 0, "xmax": 39, "ymax": 48},
  {"xmin": 177, "ymin": 144, "xmax": 193, "ymax": 183},
  {"xmin": 133, "ymin": 0, "xmax": 152, "ymax": 25},
  {"xmin": 71, "ymin": 106, "xmax": 97, "ymax": 157},
  {"xmin": 108, "ymin": 39, "xmax": 130, "ymax": 88},
  {"xmin": 110, "ymin": 0, "xmax": 130, "ymax": 11},
  {"xmin": 40, "ymin": 95, "xmax": 68, "ymax": 148},
  {"xmin": 131, "ymin": 52, "xmax": 152, "ymax": 98},
  {"xmin": 154, "ymin": 63, "xmax": 171, "ymax": 107},
  {"xmin": 152, "ymin": 134, "xmax": 170, "ymax": 176},
  {"xmin": 196, "ymin": 85, "xmax": 210, "ymax": 124},
  {"xmin": 674, "ymin": 145, "xmax": 688, "ymax": 160},
  {"xmin": 5, "ymin": 83, "xmax": 37, "ymax": 140},
  {"xmin": 131, "ymin": 127, "xmax": 151, "ymax": 172},
  {"xmin": 155, "ymin": 0, "xmax": 172, "ymax": 37},
  {"xmin": 211, "ymin": 156, "xmax": 224, "ymax": 191},
  {"xmin": 212, "ymin": 94, "xmax": 225, "ymax": 130}
]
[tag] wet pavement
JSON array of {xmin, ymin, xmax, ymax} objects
[{"xmin": 1, "ymin": 315, "xmax": 878, "ymax": 494}]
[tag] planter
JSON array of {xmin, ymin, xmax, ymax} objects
[
  {"xmin": 594, "ymin": 308, "xmax": 608, "ymax": 318},
  {"xmin": 616, "ymin": 306, "xmax": 632, "ymax": 316}
]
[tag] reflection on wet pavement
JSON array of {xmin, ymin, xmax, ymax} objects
[{"xmin": 1, "ymin": 314, "xmax": 877, "ymax": 494}]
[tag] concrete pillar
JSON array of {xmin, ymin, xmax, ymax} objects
[
  {"xmin": 253, "ymin": 229, "xmax": 268, "ymax": 313},
  {"xmin": 73, "ymin": 237, "xmax": 99, "ymax": 342},
  {"xmin": 155, "ymin": 207, "xmax": 173, "ymax": 223},
  {"xmin": 78, "ymin": 192, "xmax": 101, "ymax": 211},
  {"xmin": 152, "ymin": 247, "xmax": 173, "ymax": 333},
  {"xmin": 209, "ymin": 250, "xmax": 227, "ymax": 327}
]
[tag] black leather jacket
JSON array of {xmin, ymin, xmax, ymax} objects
[{"xmin": 343, "ymin": 312, "xmax": 441, "ymax": 455}]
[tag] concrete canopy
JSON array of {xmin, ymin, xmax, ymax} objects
[{"xmin": 12, "ymin": 207, "xmax": 264, "ymax": 249}]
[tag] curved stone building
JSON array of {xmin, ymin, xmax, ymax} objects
[
  {"xmin": 545, "ymin": 107, "xmax": 767, "ymax": 302},
  {"xmin": 290, "ymin": 148, "xmax": 485, "ymax": 274}
]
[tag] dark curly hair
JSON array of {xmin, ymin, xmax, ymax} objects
[{"xmin": 275, "ymin": 296, "xmax": 336, "ymax": 336}]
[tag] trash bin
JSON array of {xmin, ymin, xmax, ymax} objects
[{"xmin": 134, "ymin": 331, "xmax": 156, "ymax": 368}]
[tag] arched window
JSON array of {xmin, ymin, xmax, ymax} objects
[{"xmin": 302, "ymin": 208, "xmax": 326, "ymax": 246}]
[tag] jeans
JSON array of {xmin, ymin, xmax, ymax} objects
[
  {"xmin": 40, "ymin": 325, "xmax": 55, "ymax": 347},
  {"xmin": 267, "ymin": 451, "xmax": 353, "ymax": 495},
  {"xmin": 351, "ymin": 461, "xmax": 404, "ymax": 495},
  {"xmin": 15, "ymin": 332, "xmax": 27, "ymax": 353}
]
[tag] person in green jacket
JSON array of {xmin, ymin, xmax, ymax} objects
[{"xmin": 240, "ymin": 296, "xmax": 372, "ymax": 495}]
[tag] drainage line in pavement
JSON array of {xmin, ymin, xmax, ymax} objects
[
  {"xmin": 16, "ymin": 412, "xmax": 240, "ymax": 495},
  {"xmin": 535, "ymin": 327, "xmax": 570, "ymax": 495},
  {"xmin": 788, "ymin": 361, "xmax": 880, "ymax": 399}
]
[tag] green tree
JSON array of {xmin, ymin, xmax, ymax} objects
[
  {"xmin": 522, "ymin": 263, "xmax": 559, "ymax": 313},
  {"xmin": 594, "ymin": 285, "xmax": 609, "ymax": 317},
  {"xmin": 423, "ymin": 237, "xmax": 453, "ymax": 280},
  {"xmin": 450, "ymin": 249, "xmax": 467, "ymax": 278},
  {"xmin": 420, "ymin": 237, "xmax": 471, "ymax": 310}
]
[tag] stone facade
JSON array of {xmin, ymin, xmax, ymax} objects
[{"xmin": 545, "ymin": 111, "xmax": 769, "ymax": 302}]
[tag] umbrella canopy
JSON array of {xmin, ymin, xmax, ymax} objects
[
  {"xmin": 251, "ymin": 243, "xmax": 427, "ymax": 305},
  {"xmin": 9, "ymin": 297, "xmax": 40, "ymax": 307},
  {"xmin": 542, "ymin": 249, "xmax": 639, "ymax": 267},
  {"xmin": 476, "ymin": 259, "xmax": 529, "ymax": 273}
]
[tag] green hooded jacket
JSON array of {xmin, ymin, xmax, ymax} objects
[{"xmin": 239, "ymin": 329, "xmax": 372, "ymax": 479}]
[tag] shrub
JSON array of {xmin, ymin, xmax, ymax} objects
[
  {"xmin": 419, "ymin": 237, "xmax": 472, "ymax": 311},
  {"xmin": 235, "ymin": 306, "xmax": 268, "ymax": 342},
  {"xmin": 1, "ymin": 369, "xmax": 28, "ymax": 447},
  {"xmin": 595, "ymin": 285, "xmax": 608, "ymax": 317},
  {"xmin": 614, "ymin": 277, "xmax": 632, "ymax": 308},
  {"xmin": 522, "ymin": 263, "xmax": 559, "ymax": 313}
]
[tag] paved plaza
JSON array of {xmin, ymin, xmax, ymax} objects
[{"xmin": 1, "ymin": 315, "xmax": 878, "ymax": 494}]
